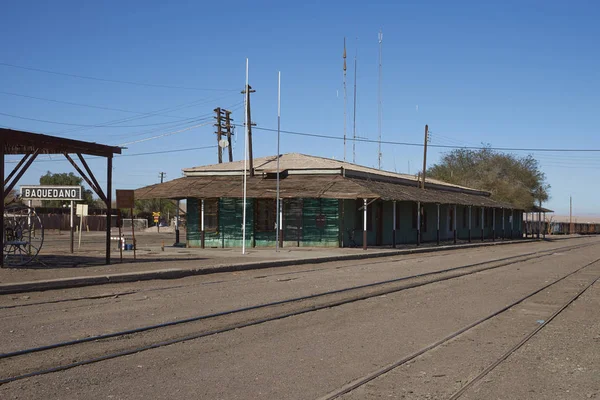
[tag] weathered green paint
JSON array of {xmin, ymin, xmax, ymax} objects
[
  {"xmin": 187, "ymin": 196, "xmax": 522, "ymax": 248},
  {"xmin": 301, "ymin": 198, "xmax": 339, "ymax": 247}
]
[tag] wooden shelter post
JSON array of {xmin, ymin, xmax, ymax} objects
[
  {"xmin": 416, "ymin": 201, "xmax": 421, "ymax": 246},
  {"xmin": 201, "ymin": 199, "xmax": 205, "ymax": 249},
  {"xmin": 493, "ymin": 208, "xmax": 496, "ymax": 241},
  {"xmin": 511, "ymin": 209, "xmax": 514, "ymax": 239},
  {"xmin": 468, "ymin": 205, "xmax": 472, "ymax": 243},
  {"xmin": 392, "ymin": 200, "xmax": 397, "ymax": 248},
  {"xmin": 481, "ymin": 207, "xmax": 485, "ymax": 242},
  {"xmin": 436, "ymin": 203, "xmax": 440, "ymax": 245},
  {"xmin": 105, "ymin": 155, "xmax": 112, "ymax": 265},
  {"xmin": 363, "ymin": 198, "xmax": 367, "ymax": 250},
  {"xmin": 453, "ymin": 205, "xmax": 457, "ymax": 244},
  {"xmin": 502, "ymin": 208, "xmax": 505, "ymax": 240}
]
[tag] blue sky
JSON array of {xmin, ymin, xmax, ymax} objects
[{"xmin": 2, "ymin": 0, "xmax": 599, "ymax": 215}]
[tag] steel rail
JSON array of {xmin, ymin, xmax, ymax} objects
[
  {"xmin": 317, "ymin": 257, "xmax": 600, "ymax": 400},
  {"xmin": 2, "ymin": 241, "xmax": 590, "ymax": 361},
  {"xmin": 0, "ymin": 242, "xmax": 595, "ymax": 386},
  {"xmin": 448, "ymin": 273, "xmax": 600, "ymax": 399}
]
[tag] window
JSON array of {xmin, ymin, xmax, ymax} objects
[
  {"xmin": 355, "ymin": 201, "xmax": 372, "ymax": 231},
  {"xmin": 448, "ymin": 207, "xmax": 454, "ymax": 231},
  {"xmin": 202, "ymin": 198, "xmax": 218, "ymax": 232},
  {"xmin": 475, "ymin": 207, "xmax": 480, "ymax": 227},
  {"xmin": 255, "ymin": 199, "xmax": 276, "ymax": 232},
  {"xmin": 463, "ymin": 206, "xmax": 468, "ymax": 228},
  {"xmin": 422, "ymin": 208, "xmax": 428, "ymax": 233}
]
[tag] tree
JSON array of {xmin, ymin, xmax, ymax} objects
[
  {"xmin": 427, "ymin": 147, "xmax": 550, "ymax": 210},
  {"xmin": 39, "ymin": 171, "xmax": 96, "ymax": 207}
]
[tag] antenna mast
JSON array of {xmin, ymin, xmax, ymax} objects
[
  {"xmin": 352, "ymin": 43, "xmax": 358, "ymax": 164},
  {"xmin": 378, "ymin": 30, "xmax": 383, "ymax": 169},
  {"xmin": 343, "ymin": 38, "xmax": 347, "ymax": 162}
]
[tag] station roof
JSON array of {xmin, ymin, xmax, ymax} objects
[
  {"xmin": 526, "ymin": 205, "xmax": 554, "ymax": 213},
  {"xmin": 135, "ymin": 174, "xmax": 517, "ymax": 209},
  {"xmin": 183, "ymin": 153, "xmax": 490, "ymax": 196},
  {"xmin": 1, "ymin": 128, "xmax": 122, "ymax": 157}
]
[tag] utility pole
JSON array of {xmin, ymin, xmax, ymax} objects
[
  {"xmin": 158, "ymin": 172, "xmax": 166, "ymax": 233},
  {"xmin": 421, "ymin": 124, "xmax": 429, "ymax": 189},
  {"xmin": 215, "ymin": 107, "xmax": 234, "ymax": 163},
  {"xmin": 214, "ymin": 108, "xmax": 223, "ymax": 163},
  {"xmin": 242, "ymin": 84, "xmax": 256, "ymax": 176},
  {"xmin": 225, "ymin": 109, "xmax": 234, "ymax": 162}
]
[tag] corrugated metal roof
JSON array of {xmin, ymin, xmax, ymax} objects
[{"xmin": 135, "ymin": 174, "xmax": 519, "ymax": 209}]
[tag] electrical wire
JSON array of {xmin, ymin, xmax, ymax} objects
[
  {"xmin": 238, "ymin": 125, "xmax": 600, "ymax": 153},
  {"xmin": 0, "ymin": 62, "xmax": 238, "ymax": 92},
  {"xmin": 0, "ymin": 90, "xmax": 194, "ymax": 119}
]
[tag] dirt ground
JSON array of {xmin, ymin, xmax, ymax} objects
[{"xmin": 0, "ymin": 237, "xmax": 598, "ymax": 399}]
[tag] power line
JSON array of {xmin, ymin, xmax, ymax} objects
[
  {"xmin": 235, "ymin": 124, "xmax": 600, "ymax": 152},
  {"xmin": 5, "ymin": 145, "xmax": 217, "ymax": 163},
  {"xmin": 0, "ymin": 90, "xmax": 194, "ymax": 119},
  {"xmin": 0, "ymin": 111, "xmax": 214, "ymax": 128},
  {"xmin": 0, "ymin": 62, "xmax": 238, "ymax": 92},
  {"xmin": 50, "ymin": 92, "xmax": 240, "ymax": 136},
  {"xmin": 118, "ymin": 121, "xmax": 213, "ymax": 146}
]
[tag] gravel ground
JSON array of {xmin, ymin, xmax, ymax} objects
[
  {"xmin": 1, "ymin": 238, "xmax": 594, "ymax": 354},
  {"xmin": 0, "ymin": 238, "xmax": 598, "ymax": 399}
]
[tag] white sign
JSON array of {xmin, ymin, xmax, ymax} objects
[
  {"xmin": 76, "ymin": 204, "xmax": 89, "ymax": 217},
  {"xmin": 20, "ymin": 185, "xmax": 82, "ymax": 201}
]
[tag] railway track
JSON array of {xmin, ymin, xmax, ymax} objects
[
  {"xmin": 0, "ymin": 240, "xmax": 596, "ymax": 386},
  {"xmin": 318, "ymin": 257, "xmax": 600, "ymax": 399}
]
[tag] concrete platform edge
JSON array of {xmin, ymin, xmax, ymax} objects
[{"xmin": 0, "ymin": 238, "xmax": 563, "ymax": 295}]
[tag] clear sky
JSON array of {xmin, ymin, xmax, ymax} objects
[{"xmin": 2, "ymin": 0, "xmax": 599, "ymax": 215}]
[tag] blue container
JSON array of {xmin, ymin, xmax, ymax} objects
[{"xmin": 125, "ymin": 244, "xmax": 134, "ymax": 251}]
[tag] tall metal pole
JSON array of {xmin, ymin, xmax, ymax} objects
[
  {"xmin": 242, "ymin": 58, "xmax": 249, "ymax": 255},
  {"xmin": 276, "ymin": 71, "xmax": 281, "ymax": 252},
  {"xmin": 377, "ymin": 30, "xmax": 383, "ymax": 170},
  {"xmin": 343, "ymin": 37, "xmax": 347, "ymax": 162},
  {"xmin": 352, "ymin": 49, "xmax": 358, "ymax": 164},
  {"xmin": 421, "ymin": 125, "xmax": 429, "ymax": 189}
]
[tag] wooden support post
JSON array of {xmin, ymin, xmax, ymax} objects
[
  {"xmin": 525, "ymin": 211, "xmax": 528, "ymax": 238},
  {"xmin": 131, "ymin": 207, "xmax": 136, "ymax": 260},
  {"xmin": 543, "ymin": 212, "xmax": 546, "ymax": 238},
  {"xmin": 468, "ymin": 205, "xmax": 472, "ymax": 243},
  {"xmin": 118, "ymin": 209, "xmax": 123, "ymax": 262},
  {"xmin": 502, "ymin": 208, "xmax": 505, "ymax": 240},
  {"xmin": 175, "ymin": 199, "xmax": 180, "ymax": 244},
  {"xmin": 70, "ymin": 200, "xmax": 74, "ymax": 253},
  {"xmin": 481, "ymin": 207, "xmax": 484, "ymax": 242},
  {"xmin": 453, "ymin": 205, "xmax": 457, "ymax": 244},
  {"xmin": 279, "ymin": 199, "xmax": 284, "ymax": 248},
  {"xmin": 363, "ymin": 198, "xmax": 368, "ymax": 250},
  {"xmin": 201, "ymin": 199, "xmax": 205, "ymax": 249},
  {"xmin": 511, "ymin": 209, "xmax": 514, "ymax": 239},
  {"xmin": 106, "ymin": 156, "xmax": 112, "ymax": 265},
  {"xmin": 417, "ymin": 201, "xmax": 421, "ymax": 246},
  {"xmin": 392, "ymin": 200, "xmax": 397, "ymax": 248},
  {"xmin": 436, "ymin": 203, "xmax": 440, "ymax": 245},
  {"xmin": 493, "ymin": 208, "xmax": 496, "ymax": 241},
  {"xmin": 537, "ymin": 210, "xmax": 541, "ymax": 239}
]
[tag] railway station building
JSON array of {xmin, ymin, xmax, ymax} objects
[{"xmin": 135, "ymin": 153, "xmax": 523, "ymax": 248}]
